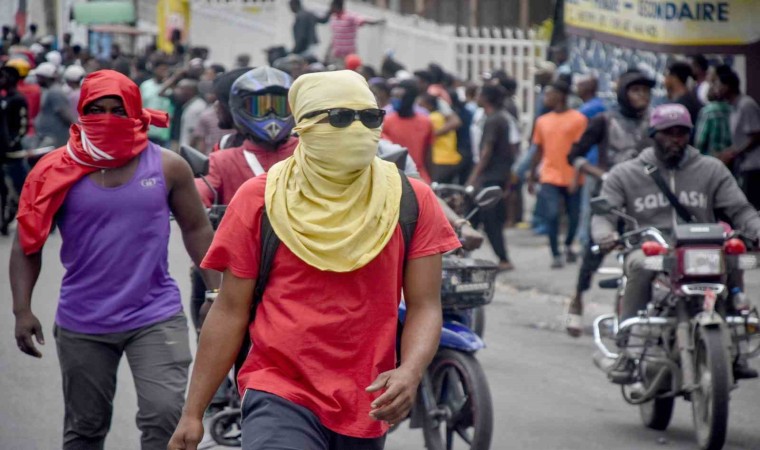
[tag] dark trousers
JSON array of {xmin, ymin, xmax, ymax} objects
[
  {"xmin": 242, "ymin": 390, "xmax": 386, "ymax": 450},
  {"xmin": 1, "ymin": 159, "xmax": 29, "ymax": 230},
  {"xmin": 741, "ymin": 170, "xmax": 760, "ymax": 210},
  {"xmin": 54, "ymin": 313, "xmax": 192, "ymax": 450},
  {"xmin": 539, "ymin": 183, "xmax": 581, "ymax": 257},
  {"xmin": 471, "ymin": 181, "xmax": 510, "ymax": 263},
  {"xmin": 189, "ymin": 265, "xmax": 206, "ymax": 332}
]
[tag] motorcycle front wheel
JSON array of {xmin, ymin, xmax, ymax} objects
[
  {"xmin": 423, "ymin": 349, "xmax": 493, "ymax": 450},
  {"xmin": 692, "ymin": 327, "xmax": 730, "ymax": 450}
]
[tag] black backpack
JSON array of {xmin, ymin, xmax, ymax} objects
[{"xmin": 234, "ymin": 170, "xmax": 419, "ymax": 374}]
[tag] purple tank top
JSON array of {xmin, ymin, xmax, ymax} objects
[{"xmin": 56, "ymin": 143, "xmax": 181, "ymax": 334}]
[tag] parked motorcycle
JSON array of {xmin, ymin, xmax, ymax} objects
[
  {"xmin": 431, "ymin": 182, "xmax": 497, "ymax": 337},
  {"xmin": 590, "ymin": 198, "xmax": 760, "ymax": 450},
  {"xmin": 395, "ymin": 185, "xmax": 501, "ymax": 450}
]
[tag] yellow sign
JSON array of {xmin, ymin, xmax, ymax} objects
[
  {"xmin": 565, "ymin": 0, "xmax": 760, "ymax": 47},
  {"xmin": 157, "ymin": 0, "xmax": 191, "ymax": 54}
]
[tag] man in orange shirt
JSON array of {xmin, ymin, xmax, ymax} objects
[{"xmin": 528, "ymin": 80, "xmax": 588, "ymax": 268}]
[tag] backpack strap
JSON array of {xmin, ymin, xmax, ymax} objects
[
  {"xmin": 642, "ymin": 162, "xmax": 696, "ymax": 223},
  {"xmin": 398, "ymin": 170, "xmax": 419, "ymax": 264},
  {"xmin": 234, "ymin": 211, "xmax": 281, "ymax": 377},
  {"xmin": 250, "ymin": 211, "xmax": 280, "ymax": 322}
]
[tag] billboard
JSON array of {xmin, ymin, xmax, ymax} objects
[{"xmin": 564, "ymin": 0, "xmax": 760, "ymax": 52}]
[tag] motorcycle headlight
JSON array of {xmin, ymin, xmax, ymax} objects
[
  {"xmin": 469, "ymin": 269, "xmax": 491, "ymax": 283},
  {"xmin": 682, "ymin": 249, "xmax": 723, "ymax": 276},
  {"xmin": 442, "ymin": 269, "xmax": 461, "ymax": 286}
]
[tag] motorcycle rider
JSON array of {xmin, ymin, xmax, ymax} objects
[
  {"xmin": 190, "ymin": 67, "xmax": 298, "ymax": 331},
  {"xmin": 194, "ymin": 67, "xmax": 298, "ymax": 207},
  {"xmin": 565, "ymin": 70, "xmax": 656, "ymax": 336},
  {"xmin": 591, "ymin": 103, "xmax": 760, "ymax": 381}
]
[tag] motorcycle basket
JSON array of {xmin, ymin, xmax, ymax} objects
[{"xmin": 440, "ymin": 257, "xmax": 498, "ymax": 310}]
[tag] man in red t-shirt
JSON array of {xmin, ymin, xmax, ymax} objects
[
  {"xmin": 382, "ymin": 79, "xmax": 434, "ymax": 183},
  {"xmin": 170, "ymin": 71, "xmax": 459, "ymax": 450}
]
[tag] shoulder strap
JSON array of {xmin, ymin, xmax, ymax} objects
[
  {"xmin": 250, "ymin": 211, "xmax": 280, "ymax": 322},
  {"xmin": 398, "ymin": 170, "xmax": 419, "ymax": 264},
  {"xmin": 642, "ymin": 162, "xmax": 696, "ymax": 223}
]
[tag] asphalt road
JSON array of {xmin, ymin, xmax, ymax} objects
[{"xmin": 1, "ymin": 225, "xmax": 759, "ymax": 450}]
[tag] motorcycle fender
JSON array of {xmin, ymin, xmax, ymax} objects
[
  {"xmin": 439, "ymin": 321, "xmax": 485, "ymax": 352},
  {"xmin": 693, "ymin": 311, "xmax": 727, "ymax": 329}
]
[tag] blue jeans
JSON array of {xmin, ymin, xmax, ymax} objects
[
  {"xmin": 515, "ymin": 145, "xmax": 548, "ymax": 230},
  {"xmin": 538, "ymin": 183, "xmax": 581, "ymax": 257}
]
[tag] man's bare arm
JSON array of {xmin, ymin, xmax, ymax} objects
[
  {"xmin": 10, "ymin": 234, "xmax": 45, "ymax": 357},
  {"xmin": 169, "ymin": 270, "xmax": 254, "ymax": 449},
  {"xmin": 163, "ymin": 150, "xmax": 221, "ymax": 290},
  {"xmin": 367, "ymin": 254, "xmax": 443, "ymax": 424}
]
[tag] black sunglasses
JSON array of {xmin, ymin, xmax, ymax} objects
[{"xmin": 300, "ymin": 108, "xmax": 385, "ymax": 129}]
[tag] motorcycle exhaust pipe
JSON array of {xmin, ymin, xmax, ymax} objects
[{"xmin": 623, "ymin": 365, "xmax": 671, "ymax": 405}]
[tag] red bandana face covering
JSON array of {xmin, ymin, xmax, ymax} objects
[{"xmin": 16, "ymin": 70, "xmax": 169, "ymax": 255}]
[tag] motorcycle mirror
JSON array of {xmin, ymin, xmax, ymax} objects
[
  {"xmin": 179, "ymin": 145, "xmax": 210, "ymax": 177},
  {"xmin": 590, "ymin": 197, "xmax": 613, "ymax": 215},
  {"xmin": 474, "ymin": 186, "xmax": 503, "ymax": 210}
]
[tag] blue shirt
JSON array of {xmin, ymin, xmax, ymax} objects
[{"xmin": 577, "ymin": 97, "xmax": 607, "ymax": 165}]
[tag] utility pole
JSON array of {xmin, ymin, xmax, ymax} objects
[
  {"xmin": 520, "ymin": 0, "xmax": 529, "ymax": 31},
  {"xmin": 469, "ymin": 0, "xmax": 478, "ymax": 27}
]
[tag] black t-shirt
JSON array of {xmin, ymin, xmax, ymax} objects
[
  {"xmin": 480, "ymin": 110, "xmax": 514, "ymax": 184},
  {"xmin": 675, "ymin": 92, "xmax": 703, "ymax": 141},
  {"xmin": 0, "ymin": 91, "xmax": 28, "ymax": 156}
]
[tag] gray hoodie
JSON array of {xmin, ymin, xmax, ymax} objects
[{"xmin": 592, "ymin": 146, "xmax": 760, "ymax": 242}]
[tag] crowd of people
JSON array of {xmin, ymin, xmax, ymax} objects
[{"xmin": 3, "ymin": 4, "xmax": 760, "ymax": 449}]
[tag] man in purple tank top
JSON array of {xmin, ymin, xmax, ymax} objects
[{"xmin": 10, "ymin": 70, "xmax": 221, "ymax": 450}]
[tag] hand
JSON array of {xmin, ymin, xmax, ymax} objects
[
  {"xmin": 718, "ymin": 147, "xmax": 739, "ymax": 164},
  {"xmin": 527, "ymin": 178, "xmax": 536, "ymax": 195},
  {"xmin": 198, "ymin": 300, "xmax": 213, "ymax": 328},
  {"xmin": 568, "ymin": 176, "xmax": 580, "ymax": 195},
  {"xmin": 597, "ymin": 233, "xmax": 620, "ymax": 253},
  {"xmin": 167, "ymin": 415, "xmax": 204, "ymax": 450},
  {"xmin": 366, "ymin": 367, "xmax": 421, "ymax": 426},
  {"xmin": 460, "ymin": 223, "xmax": 484, "ymax": 251},
  {"xmin": 15, "ymin": 311, "xmax": 44, "ymax": 358}
]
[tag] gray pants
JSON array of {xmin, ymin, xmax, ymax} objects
[
  {"xmin": 54, "ymin": 312, "xmax": 192, "ymax": 450},
  {"xmin": 622, "ymin": 250, "xmax": 655, "ymax": 321},
  {"xmin": 242, "ymin": 390, "xmax": 386, "ymax": 450}
]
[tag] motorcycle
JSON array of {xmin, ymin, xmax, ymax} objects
[
  {"xmin": 590, "ymin": 197, "xmax": 760, "ymax": 450},
  {"xmin": 431, "ymin": 182, "xmax": 497, "ymax": 337},
  {"xmin": 394, "ymin": 185, "xmax": 501, "ymax": 450}
]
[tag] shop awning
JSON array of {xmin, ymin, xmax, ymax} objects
[{"xmin": 73, "ymin": 1, "xmax": 136, "ymax": 25}]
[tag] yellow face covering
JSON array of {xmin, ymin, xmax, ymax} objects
[{"xmin": 265, "ymin": 70, "xmax": 402, "ymax": 272}]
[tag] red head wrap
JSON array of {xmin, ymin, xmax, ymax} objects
[{"xmin": 16, "ymin": 70, "xmax": 169, "ymax": 254}]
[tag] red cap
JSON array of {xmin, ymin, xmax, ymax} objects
[{"xmin": 345, "ymin": 54, "xmax": 362, "ymax": 71}]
